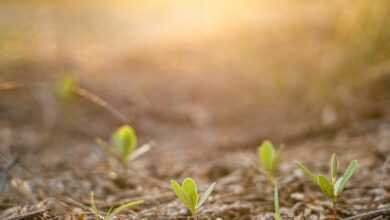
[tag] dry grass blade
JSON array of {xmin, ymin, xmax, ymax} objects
[
  {"xmin": 75, "ymin": 87, "xmax": 129, "ymax": 123},
  {"xmin": 342, "ymin": 207, "xmax": 390, "ymax": 220}
]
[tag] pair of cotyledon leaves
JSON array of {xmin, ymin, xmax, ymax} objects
[
  {"xmin": 171, "ymin": 178, "xmax": 216, "ymax": 215},
  {"xmin": 258, "ymin": 140, "xmax": 280, "ymax": 180},
  {"xmin": 297, "ymin": 153, "xmax": 358, "ymax": 200},
  {"xmin": 112, "ymin": 125, "xmax": 137, "ymax": 163},
  {"xmin": 98, "ymin": 125, "xmax": 150, "ymax": 165}
]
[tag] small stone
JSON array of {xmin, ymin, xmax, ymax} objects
[
  {"xmin": 304, "ymin": 208, "xmax": 312, "ymax": 216},
  {"xmin": 291, "ymin": 192, "xmax": 304, "ymax": 201}
]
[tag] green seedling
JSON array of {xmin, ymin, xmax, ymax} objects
[
  {"xmin": 90, "ymin": 192, "xmax": 143, "ymax": 220},
  {"xmin": 55, "ymin": 74, "xmax": 77, "ymax": 103},
  {"xmin": 258, "ymin": 140, "xmax": 281, "ymax": 183},
  {"xmin": 96, "ymin": 125, "xmax": 151, "ymax": 166},
  {"xmin": 258, "ymin": 141, "xmax": 284, "ymax": 218},
  {"xmin": 171, "ymin": 178, "xmax": 216, "ymax": 216},
  {"xmin": 296, "ymin": 153, "xmax": 358, "ymax": 207},
  {"xmin": 55, "ymin": 74, "xmax": 128, "ymax": 123},
  {"xmin": 274, "ymin": 183, "xmax": 282, "ymax": 220},
  {"xmin": 112, "ymin": 125, "xmax": 137, "ymax": 163}
]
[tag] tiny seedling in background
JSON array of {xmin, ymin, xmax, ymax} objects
[
  {"xmin": 273, "ymin": 183, "xmax": 282, "ymax": 220},
  {"xmin": 296, "ymin": 153, "xmax": 358, "ymax": 208},
  {"xmin": 55, "ymin": 74, "xmax": 129, "ymax": 123},
  {"xmin": 90, "ymin": 192, "xmax": 143, "ymax": 220},
  {"xmin": 258, "ymin": 140, "xmax": 281, "ymax": 183},
  {"xmin": 96, "ymin": 125, "xmax": 151, "ymax": 166},
  {"xmin": 55, "ymin": 74, "xmax": 77, "ymax": 103},
  {"xmin": 171, "ymin": 178, "xmax": 215, "ymax": 216}
]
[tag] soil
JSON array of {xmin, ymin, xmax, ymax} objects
[{"xmin": 0, "ymin": 63, "xmax": 389, "ymax": 220}]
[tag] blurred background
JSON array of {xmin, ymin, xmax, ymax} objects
[
  {"xmin": 1, "ymin": 1, "xmax": 390, "ymax": 215},
  {"xmin": 1, "ymin": 0, "xmax": 390, "ymax": 150}
]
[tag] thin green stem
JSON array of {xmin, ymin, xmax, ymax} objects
[
  {"xmin": 273, "ymin": 180, "xmax": 282, "ymax": 220},
  {"xmin": 267, "ymin": 173, "xmax": 275, "ymax": 185},
  {"xmin": 331, "ymin": 198, "xmax": 337, "ymax": 219}
]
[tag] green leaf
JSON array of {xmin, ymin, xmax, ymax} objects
[
  {"xmin": 335, "ymin": 160, "xmax": 358, "ymax": 195},
  {"xmin": 112, "ymin": 125, "xmax": 137, "ymax": 162},
  {"xmin": 197, "ymin": 182, "xmax": 215, "ymax": 209},
  {"xmin": 90, "ymin": 191, "xmax": 143, "ymax": 220},
  {"xmin": 317, "ymin": 175, "xmax": 335, "ymax": 199},
  {"xmin": 330, "ymin": 153, "xmax": 338, "ymax": 184},
  {"xmin": 182, "ymin": 178, "xmax": 199, "ymax": 210},
  {"xmin": 106, "ymin": 200, "xmax": 143, "ymax": 220},
  {"xmin": 104, "ymin": 207, "xmax": 114, "ymax": 220},
  {"xmin": 274, "ymin": 183, "xmax": 282, "ymax": 220},
  {"xmin": 296, "ymin": 161, "xmax": 318, "ymax": 184},
  {"xmin": 171, "ymin": 180, "xmax": 193, "ymax": 211},
  {"xmin": 259, "ymin": 141, "xmax": 275, "ymax": 174},
  {"xmin": 171, "ymin": 178, "xmax": 215, "ymax": 215}
]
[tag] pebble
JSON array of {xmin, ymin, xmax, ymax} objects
[{"xmin": 291, "ymin": 192, "xmax": 304, "ymax": 201}]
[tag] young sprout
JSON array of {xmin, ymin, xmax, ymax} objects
[
  {"xmin": 112, "ymin": 125, "xmax": 137, "ymax": 163},
  {"xmin": 258, "ymin": 140, "xmax": 281, "ymax": 183},
  {"xmin": 259, "ymin": 141, "xmax": 283, "ymax": 219},
  {"xmin": 90, "ymin": 192, "xmax": 143, "ymax": 220},
  {"xmin": 96, "ymin": 125, "xmax": 151, "ymax": 166},
  {"xmin": 171, "ymin": 178, "xmax": 216, "ymax": 216},
  {"xmin": 296, "ymin": 153, "xmax": 358, "ymax": 208},
  {"xmin": 274, "ymin": 183, "xmax": 282, "ymax": 220},
  {"xmin": 55, "ymin": 74, "xmax": 77, "ymax": 103}
]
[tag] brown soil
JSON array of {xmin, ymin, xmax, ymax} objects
[{"xmin": 0, "ymin": 64, "xmax": 389, "ymax": 220}]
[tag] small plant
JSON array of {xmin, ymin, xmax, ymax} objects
[
  {"xmin": 171, "ymin": 178, "xmax": 216, "ymax": 216},
  {"xmin": 90, "ymin": 192, "xmax": 143, "ymax": 220},
  {"xmin": 258, "ymin": 141, "xmax": 284, "ymax": 219},
  {"xmin": 273, "ymin": 183, "xmax": 282, "ymax": 220},
  {"xmin": 296, "ymin": 153, "xmax": 358, "ymax": 207},
  {"xmin": 55, "ymin": 74, "xmax": 77, "ymax": 103},
  {"xmin": 112, "ymin": 125, "xmax": 137, "ymax": 163},
  {"xmin": 96, "ymin": 125, "xmax": 151, "ymax": 166},
  {"xmin": 258, "ymin": 140, "xmax": 281, "ymax": 183}
]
